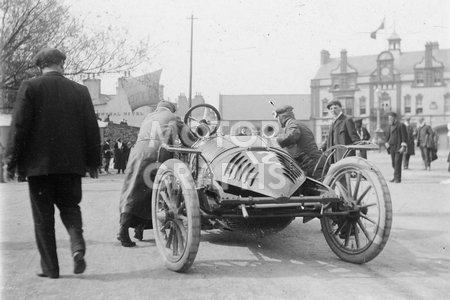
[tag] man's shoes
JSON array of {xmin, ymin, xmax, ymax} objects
[
  {"xmin": 73, "ymin": 251, "xmax": 86, "ymax": 274},
  {"xmin": 134, "ymin": 227, "xmax": 144, "ymax": 241},
  {"xmin": 117, "ymin": 233, "xmax": 136, "ymax": 247},
  {"xmin": 389, "ymin": 178, "xmax": 395, "ymax": 182},
  {"xmin": 394, "ymin": 180, "xmax": 401, "ymax": 183},
  {"xmin": 37, "ymin": 272, "xmax": 59, "ymax": 279}
]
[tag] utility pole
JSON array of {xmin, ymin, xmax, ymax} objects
[{"xmin": 188, "ymin": 14, "xmax": 197, "ymax": 108}]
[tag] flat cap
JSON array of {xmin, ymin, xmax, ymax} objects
[
  {"xmin": 157, "ymin": 100, "xmax": 176, "ymax": 113},
  {"xmin": 275, "ymin": 105, "xmax": 294, "ymax": 117},
  {"xmin": 386, "ymin": 111, "xmax": 397, "ymax": 118},
  {"xmin": 34, "ymin": 48, "xmax": 66, "ymax": 68},
  {"xmin": 326, "ymin": 99, "xmax": 342, "ymax": 109}
]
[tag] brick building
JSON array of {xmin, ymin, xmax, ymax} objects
[{"xmin": 311, "ymin": 33, "xmax": 450, "ymax": 150}]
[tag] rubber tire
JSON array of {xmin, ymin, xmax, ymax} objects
[
  {"xmin": 183, "ymin": 103, "xmax": 221, "ymax": 135},
  {"xmin": 152, "ymin": 159, "xmax": 201, "ymax": 272},
  {"xmin": 320, "ymin": 157, "xmax": 392, "ymax": 264}
]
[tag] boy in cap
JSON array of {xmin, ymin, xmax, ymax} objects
[
  {"xmin": 5, "ymin": 47, "xmax": 101, "ymax": 278},
  {"xmin": 275, "ymin": 105, "xmax": 323, "ymax": 179}
]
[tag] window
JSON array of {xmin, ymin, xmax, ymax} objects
[
  {"xmin": 321, "ymin": 125, "xmax": 329, "ymax": 143},
  {"xmin": 343, "ymin": 97, "xmax": 353, "ymax": 116},
  {"xmin": 404, "ymin": 95, "xmax": 411, "ymax": 113},
  {"xmin": 444, "ymin": 93, "xmax": 450, "ymax": 114},
  {"xmin": 434, "ymin": 71, "xmax": 442, "ymax": 85},
  {"xmin": 416, "ymin": 94, "xmax": 423, "ymax": 114},
  {"xmin": 429, "ymin": 102, "xmax": 438, "ymax": 110},
  {"xmin": 322, "ymin": 98, "xmax": 328, "ymax": 117},
  {"xmin": 359, "ymin": 96, "xmax": 366, "ymax": 115},
  {"xmin": 415, "ymin": 72, "xmax": 424, "ymax": 85}
]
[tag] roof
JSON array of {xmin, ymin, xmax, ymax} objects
[{"xmin": 314, "ymin": 48, "xmax": 450, "ymax": 79}]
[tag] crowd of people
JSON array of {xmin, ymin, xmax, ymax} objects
[{"xmin": 100, "ymin": 138, "xmax": 133, "ymax": 175}]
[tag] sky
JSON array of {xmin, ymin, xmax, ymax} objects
[{"xmin": 65, "ymin": 0, "xmax": 450, "ymax": 106}]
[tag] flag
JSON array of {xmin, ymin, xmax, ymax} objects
[
  {"xmin": 119, "ymin": 69, "xmax": 162, "ymax": 111},
  {"xmin": 370, "ymin": 18, "xmax": 385, "ymax": 39}
]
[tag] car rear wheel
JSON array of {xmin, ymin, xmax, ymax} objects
[
  {"xmin": 152, "ymin": 159, "xmax": 201, "ymax": 272},
  {"xmin": 320, "ymin": 157, "xmax": 392, "ymax": 264}
]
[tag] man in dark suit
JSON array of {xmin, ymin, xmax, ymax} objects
[
  {"xmin": 384, "ymin": 112, "xmax": 408, "ymax": 183},
  {"xmin": 102, "ymin": 138, "xmax": 113, "ymax": 174},
  {"xmin": 417, "ymin": 117, "xmax": 434, "ymax": 170},
  {"xmin": 5, "ymin": 48, "xmax": 101, "ymax": 278},
  {"xmin": 402, "ymin": 117, "xmax": 416, "ymax": 169},
  {"xmin": 321, "ymin": 99, "xmax": 360, "ymax": 160},
  {"xmin": 275, "ymin": 105, "xmax": 323, "ymax": 180},
  {"xmin": 354, "ymin": 118, "xmax": 371, "ymax": 159},
  {"xmin": 118, "ymin": 100, "xmax": 197, "ymax": 247}
]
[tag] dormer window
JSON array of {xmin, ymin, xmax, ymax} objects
[
  {"xmin": 415, "ymin": 72, "xmax": 424, "ymax": 86},
  {"xmin": 434, "ymin": 71, "xmax": 442, "ymax": 85}
]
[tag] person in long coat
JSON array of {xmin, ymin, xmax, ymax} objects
[
  {"xmin": 402, "ymin": 117, "xmax": 416, "ymax": 169},
  {"xmin": 384, "ymin": 112, "xmax": 408, "ymax": 183},
  {"xmin": 320, "ymin": 99, "xmax": 360, "ymax": 161},
  {"xmin": 102, "ymin": 139, "xmax": 113, "ymax": 174},
  {"xmin": 275, "ymin": 105, "xmax": 323, "ymax": 179},
  {"xmin": 5, "ymin": 48, "xmax": 101, "ymax": 278},
  {"xmin": 114, "ymin": 138, "xmax": 127, "ymax": 174},
  {"xmin": 117, "ymin": 101, "xmax": 197, "ymax": 247},
  {"xmin": 417, "ymin": 118, "xmax": 434, "ymax": 170}
]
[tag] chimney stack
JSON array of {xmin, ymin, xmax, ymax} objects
[{"xmin": 320, "ymin": 50, "xmax": 330, "ymax": 65}]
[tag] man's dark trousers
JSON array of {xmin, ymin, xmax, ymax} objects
[
  {"xmin": 390, "ymin": 150, "xmax": 403, "ymax": 182},
  {"xmin": 28, "ymin": 174, "xmax": 85, "ymax": 276}
]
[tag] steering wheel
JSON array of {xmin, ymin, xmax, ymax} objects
[{"xmin": 184, "ymin": 103, "xmax": 221, "ymax": 137}]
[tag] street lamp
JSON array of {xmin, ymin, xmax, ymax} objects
[{"xmin": 374, "ymin": 88, "xmax": 385, "ymax": 147}]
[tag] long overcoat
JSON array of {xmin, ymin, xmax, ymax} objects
[
  {"xmin": 119, "ymin": 108, "xmax": 196, "ymax": 220},
  {"xmin": 404, "ymin": 124, "xmax": 416, "ymax": 155}
]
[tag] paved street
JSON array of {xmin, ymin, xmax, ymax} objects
[{"xmin": 1, "ymin": 151, "xmax": 449, "ymax": 299}]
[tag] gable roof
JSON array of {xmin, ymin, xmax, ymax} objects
[{"xmin": 314, "ymin": 48, "xmax": 450, "ymax": 79}]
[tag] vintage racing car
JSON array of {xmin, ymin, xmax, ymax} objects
[{"xmin": 151, "ymin": 104, "xmax": 392, "ymax": 272}]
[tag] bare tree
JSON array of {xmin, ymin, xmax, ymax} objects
[{"xmin": 0, "ymin": 0, "xmax": 149, "ymax": 90}]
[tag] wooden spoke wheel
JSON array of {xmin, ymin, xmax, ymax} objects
[
  {"xmin": 320, "ymin": 157, "xmax": 392, "ymax": 264},
  {"xmin": 152, "ymin": 159, "xmax": 201, "ymax": 272}
]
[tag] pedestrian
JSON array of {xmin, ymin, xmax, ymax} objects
[
  {"xmin": 402, "ymin": 117, "xmax": 416, "ymax": 169},
  {"xmin": 117, "ymin": 100, "xmax": 197, "ymax": 247},
  {"xmin": 417, "ymin": 118, "xmax": 434, "ymax": 170},
  {"xmin": 354, "ymin": 118, "xmax": 371, "ymax": 159},
  {"xmin": 384, "ymin": 112, "xmax": 408, "ymax": 183},
  {"xmin": 4, "ymin": 48, "xmax": 101, "ymax": 279},
  {"xmin": 114, "ymin": 137, "xmax": 127, "ymax": 174},
  {"xmin": 320, "ymin": 99, "xmax": 360, "ymax": 161},
  {"xmin": 275, "ymin": 105, "xmax": 324, "ymax": 179},
  {"xmin": 102, "ymin": 138, "xmax": 113, "ymax": 174}
]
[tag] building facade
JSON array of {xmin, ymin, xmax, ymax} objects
[
  {"xmin": 84, "ymin": 72, "xmax": 165, "ymax": 127},
  {"xmin": 311, "ymin": 33, "xmax": 450, "ymax": 150}
]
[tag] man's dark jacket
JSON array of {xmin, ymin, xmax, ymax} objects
[
  {"xmin": 276, "ymin": 113, "xmax": 322, "ymax": 178},
  {"xmin": 321, "ymin": 113, "xmax": 360, "ymax": 159},
  {"xmin": 6, "ymin": 71, "xmax": 101, "ymax": 177},
  {"xmin": 385, "ymin": 121, "xmax": 408, "ymax": 154}
]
